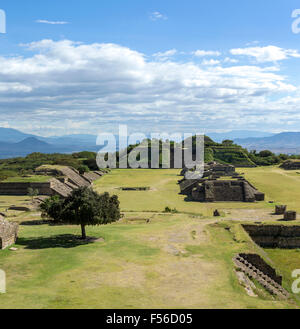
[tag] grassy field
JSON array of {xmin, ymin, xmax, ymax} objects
[
  {"xmin": 0, "ymin": 167, "xmax": 299, "ymax": 309},
  {"xmin": 93, "ymin": 169, "xmax": 274, "ymax": 216},
  {"xmin": 242, "ymin": 166, "xmax": 300, "ymax": 213}
]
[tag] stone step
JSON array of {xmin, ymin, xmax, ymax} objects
[{"xmin": 234, "ymin": 257, "xmax": 289, "ymax": 299}]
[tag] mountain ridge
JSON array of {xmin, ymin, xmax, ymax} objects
[{"xmin": 0, "ymin": 127, "xmax": 300, "ymax": 158}]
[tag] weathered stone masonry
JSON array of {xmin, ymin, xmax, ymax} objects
[{"xmin": 0, "ymin": 217, "xmax": 18, "ymax": 249}]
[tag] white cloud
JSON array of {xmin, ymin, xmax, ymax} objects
[
  {"xmin": 153, "ymin": 49, "xmax": 177, "ymax": 61},
  {"xmin": 224, "ymin": 57, "xmax": 238, "ymax": 64},
  {"xmin": 201, "ymin": 59, "xmax": 220, "ymax": 66},
  {"xmin": 193, "ymin": 50, "xmax": 221, "ymax": 57},
  {"xmin": 0, "ymin": 40, "xmax": 299, "ymax": 135},
  {"xmin": 230, "ymin": 46, "xmax": 300, "ymax": 63},
  {"xmin": 36, "ymin": 20, "xmax": 69, "ymax": 25},
  {"xmin": 150, "ymin": 12, "xmax": 167, "ymax": 21}
]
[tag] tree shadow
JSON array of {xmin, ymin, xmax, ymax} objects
[
  {"xmin": 20, "ymin": 220, "xmax": 65, "ymax": 226},
  {"xmin": 17, "ymin": 234, "xmax": 98, "ymax": 249}
]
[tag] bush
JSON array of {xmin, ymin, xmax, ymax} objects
[
  {"xmin": 164, "ymin": 207, "xmax": 179, "ymax": 214},
  {"xmin": 78, "ymin": 165, "xmax": 90, "ymax": 175}
]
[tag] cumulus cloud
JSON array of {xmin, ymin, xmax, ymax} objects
[
  {"xmin": 150, "ymin": 12, "xmax": 167, "ymax": 21},
  {"xmin": 36, "ymin": 20, "xmax": 69, "ymax": 25},
  {"xmin": 193, "ymin": 50, "xmax": 221, "ymax": 57},
  {"xmin": 0, "ymin": 40, "xmax": 299, "ymax": 135},
  {"xmin": 230, "ymin": 46, "xmax": 300, "ymax": 63}
]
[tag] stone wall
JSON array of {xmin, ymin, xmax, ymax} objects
[
  {"xmin": 243, "ymin": 225, "xmax": 300, "ymax": 249},
  {"xmin": 0, "ymin": 219, "xmax": 19, "ymax": 249},
  {"xmin": 0, "ymin": 167, "xmax": 105, "ymax": 198},
  {"xmin": 0, "ymin": 182, "xmax": 53, "ymax": 196},
  {"xmin": 188, "ymin": 179, "xmax": 265, "ymax": 203},
  {"xmin": 280, "ymin": 160, "xmax": 300, "ymax": 170}
]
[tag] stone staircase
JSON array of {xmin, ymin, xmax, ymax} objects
[
  {"xmin": 83, "ymin": 172, "xmax": 102, "ymax": 183},
  {"xmin": 233, "ymin": 254, "xmax": 290, "ymax": 299},
  {"xmin": 49, "ymin": 178, "xmax": 73, "ymax": 198},
  {"xmin": 58, "ymin": 167, "xmax": 90, "ymax": 187}
]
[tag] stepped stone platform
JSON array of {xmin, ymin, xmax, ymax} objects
[
  {"xmin": 280, "ymin": 160, "xmax": 300, "ymax": 170},
  {"xmin": 180, "ymin": 178, "xmax": 264, "ymax": 203},
  {"xmin": 0, "ymin": 217, "xmax": 19, "ymax": 249},
  {"xmin": 180, "ymin": 161, "xmax": 236, "ymax": 178},
  {"xmin": 0, "ymin": 166, "xmax": 106, "ymax": 198},
  {"xmin": 83, "ymin": 171, "xmax": 103, "ymax": 183}
]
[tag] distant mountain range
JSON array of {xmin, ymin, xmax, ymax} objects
[
  {"xmin": 234, "ymin": 132, "xmax": 300, "ymax": 154},
  {"xmin": 0, "ymin": 128, "xmax": 101, "ymax": 158},
  {"xmin": 207, "ymin": 130, "xmax": 273, "ymax": 142},
  {"xmin": 0, "ymin": 127, "xmax": 300, "ymax": 158}
]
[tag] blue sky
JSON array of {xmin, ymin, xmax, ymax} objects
[{"xmin": 0, "ymin": 0, "xmax": 300, "ymax": 136}]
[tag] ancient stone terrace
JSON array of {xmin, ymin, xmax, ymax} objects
[
  {"xmin": 0, "ymin": 166, "xmax": 106, "ymax": 198},
  {"xmin": 280, "ymin": 160, "xmax": 300, "ymax": 170},
  {"xmin": 180, "ymin": 178, "xmax": 265, "ymax": 203},
  {"xmin": 204, "ymin": 161, "xmax": 236, "ymax": 177},
  {"xmin": 180, "ymin": 161, "xmax": 236, "ymax": 178},
  {"xmin": 243, "ymin": 225, "xmax": 300, "ymax": 249}
]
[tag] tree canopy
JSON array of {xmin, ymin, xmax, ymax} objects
[{"xmin": 40, "ymin": 187, "xmax": 121, "ymax": 239}]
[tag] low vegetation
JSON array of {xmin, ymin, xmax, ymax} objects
[
  {"xmin": 0, "ymin": 151, "xmax": 98, "ymax": 182},
  {"xmin": 0, "ymin": 137, "xmax": 299, "ymax": 183}
]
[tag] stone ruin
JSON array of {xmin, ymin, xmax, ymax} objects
[
  {"xmin": 275, "ymin": 205, "xmax": 287, "ymax": 215},
  {"xmin": 180, "ymin": 178, "xmax": 265, "ymax": 203},
  {"xmin": 119, "ymin": 187, "xmax": 150, "ymax": 191},
  {"xmin": 233, "ymin": 253, "xmax": 289, "ymax": 299},
  {"xmin": 204, "ymin": 161, "xmax": 236, "ymax": 178},
  {"xmin": 284, "ymin": 211, "xmax": 297, "ymax": 221},
  {"xmin": 274, "ymin": 205, "xmax": 297, "ymax": 221},
  {"xmin": 0, "ymin": 216, "xmax": 19, "ymax": 249},
  {"xmin": 180, "ymin": 161, "xmax": 236, "ymax": 178},
  {"xmin": 280, "ymin": 160, "xmax": 300, "ymax": 170},
  {"xmin": 243, "ymin": 224, "xmax": 300, "ymax": 249},
  {"xmin": 0, "ymin": 166, "xmax": 106, "ymax": 199}
]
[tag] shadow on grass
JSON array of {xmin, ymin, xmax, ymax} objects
[
  {"xmin": 20, "ymin": 220, "xmax": 65, "ymax": 226},
  {"xmin": 17, "ymin": 234, "xmax": 98, "ymax": 249}
]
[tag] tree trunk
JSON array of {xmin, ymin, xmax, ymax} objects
[{"xmin": 81, "ymin": 224, "xmax": 86, "ymax": 240}]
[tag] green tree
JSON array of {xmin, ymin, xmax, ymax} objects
[
  {"xmin": 41, "ymin": 187, "xmax": 121, "ymax": 239},
  {"xmin": 258, "ymin": 150, "xmax": 274, "ymax": 158},
  {"xmin": 78, "ymin": 165, "xmax": 90, "ymax": 175},
  {"xmin": 222, "ymin": 140, "xmax": 234, "ymax": 146},
  {"xmin": 27, "ymin": 187, "xmax": 39, "ymax": 201},
  {"xmin": 40, "ymin": 195, "xmax": 63, "ymax": 220}
]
